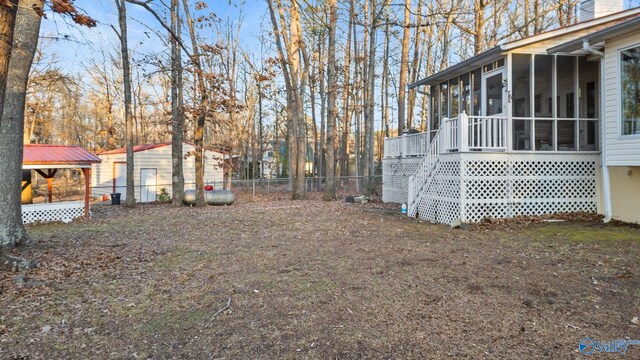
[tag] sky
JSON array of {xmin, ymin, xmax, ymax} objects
[{"xmin": 38, "ymin": 0, "xmax": 270, "ymax": 75}]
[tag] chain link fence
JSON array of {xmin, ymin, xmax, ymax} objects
[{"xmin": 89, "ymin": 175, "xmax": 383, "ymax": 203}]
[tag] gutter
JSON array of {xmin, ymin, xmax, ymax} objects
[{"xmin": 583, "ymin": 40, "xmax": 612, "ymax": 223}]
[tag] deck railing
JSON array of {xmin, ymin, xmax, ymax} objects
[
  {"xmin": 467, "ymin": 115, "xmax": 508, "ymax": 151},
  {"xmin": 442, "ymin": 113, "xmax": 508, "ymax": 152},
  {"xmin": 383, "ymin": 132, "xmax": 429, "ymax": 158}
]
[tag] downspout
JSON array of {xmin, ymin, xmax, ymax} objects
[{"xmin": 583, "ymin": 40, "xmax": 612, "ymax": 222}]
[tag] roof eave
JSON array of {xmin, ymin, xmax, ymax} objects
[
  {"xmin": 548, "ymin": 16, "xmax": 640, "ymax": 54},
  {"xmin": 408, "ymin": 46, "xmax": 504, "ymax": 89}
]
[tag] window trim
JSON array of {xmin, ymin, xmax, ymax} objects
[{"xmin": 618, "ymin": 43, "xmax": 640, "ymax": 138}]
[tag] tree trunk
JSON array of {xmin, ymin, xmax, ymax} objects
[
  {"xmin": 268, "ymin": 0, "xmax": 305, "ymax": 199},
  {"xmin": 340, "ymin": 0, "xmax": 354, "ymax": 177},
  {"xmin": 363, "ymin": 0, "xmax": 377, "ymax": 195},
  {"xmin": 352, "ymin": 16, "xmax": 361, "ymax": 193},
  {"xmin": 324, "ymin": 0, "xmax": 338, "ymax": 201},
  {"xmin": 382, "ymin": 3, "xmax": 390, "ymax": 137},
  {"xmin": 0, "ymin": 0, "xmax": 18, "ymax": 114},
  {"xmin": 406, "ymin": 0, "xmax": 423, "ymax": 130},
  {"xmin": 115, "ymin": 0, "xmax": 136, "ymax": 207},
  {"xmin": 0, "ymin": 0, "xmax": 44, "ymax": 248},
  {"xmin": 181, "ymin": 0, "xmax": 208, "ymax": 206},
  {"xmin": 318, "ymin": 36, "xmax": 325, "ymax": 187},
  {"xmin": 474, "ymin": 0, "xmax": 486, "ymax": 55},
  {"xmin": 397, "ymin": 0, "xmax": 411, "ymax": 135},
  {"xmin": 170, "ymin": 0, "xmax": 184, "ymax": 206}
]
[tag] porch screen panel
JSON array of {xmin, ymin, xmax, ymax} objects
[
  {"xmin": 431, "ymin": 85, "xmax": 440, "ymax": 132},
  {"xmin": 557, "ymin": 121, "xmax": 576, "ymax": 151},
  {"xmin": 450, "ymin": 77, "xmax": 460, "ymax": 117},
  {"xmin": 441, "ymin": 82, "xmax": 449, "ymax": 119},
  {"xmin": 535, "ymin": 120, "xmax": 554, "ymax": 151},
  {"xmin": 557, "ymin": 56, "xmax": 577, "ymax": 151},
  {"xmin": 512, "ymin": 54, "xmax": 531, "ymax": 117},
  {"xmin": 534, "ymin": 55, "xmax": 553, "ymax": 118},
  {"xmin": 579, "ymin": 57, "xmax": 598, "ymax": 119},
  {"xmin": 557, "ymin": 56, "xmax": 576, "ymax": 118},
  {"xmin": 579, "ymin": 120, "xmax": 598, "ymax": 151},
  {"xmin": 461, "ymin": 73, "xmax": 471, "ymax": 115},
  {"xmin": 472, "ymin": 68, "xmax": 481, "ymax": 116},
  {"xmin": 620, "ymin": 46, "xmax": 640, "ymax": 135},
  {"xmin": 513, "ymin": 120, "xmax": 532, "ymax": 150}
]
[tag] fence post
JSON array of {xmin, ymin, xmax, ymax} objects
[{"xmin": 460, "ymin": 112, "xmax": 469, "ymax": 152}]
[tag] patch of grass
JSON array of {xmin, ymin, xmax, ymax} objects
[
  {"xmin": 135, "ymin": 308, "xmax": 211, "ymax": 335},
  {"xmin": 295, "ymin": 280, "xmax": 335, "ymax": 293},
  {"xmin": 527, "ymin": 224, "xmax": 640, "ymax": 243}
]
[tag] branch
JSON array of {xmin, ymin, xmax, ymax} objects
[
  {"xmin": 205, "ymin": 297, "xmax": 231, "ymax": 327},
  {"xmin": 125, "ymin": 0, "xmax": 193, "ymax": 59}
]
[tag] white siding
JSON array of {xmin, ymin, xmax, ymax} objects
[
  {"xmin": 604, "ymin": 35, "xmax": 640, "ymax": 166},
  {"xmin": 91, "ymin": 143, "xmax": 224, "ymax": 201}
]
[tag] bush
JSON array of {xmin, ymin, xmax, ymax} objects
[{"xmin": 158, "ymin": 187, "xmax": 171, "ymax": 203}]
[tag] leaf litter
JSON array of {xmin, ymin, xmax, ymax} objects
[{"xmin": 1, "ymin": 190, "xmax": 639, "ymax": 358}]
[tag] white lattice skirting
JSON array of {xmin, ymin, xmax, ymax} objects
[
  {"xmin": 22, "ymin": 202, "xmax": 85, "ymax": 224},
  {"xmin": 384, "ymin": 153, "xmax": 601, "ymax": 224},
  {"xmin": 382, "ymin": 157, "xmax": 421, "ymax": 203}
]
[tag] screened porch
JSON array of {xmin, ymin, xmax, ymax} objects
[{"xmin": 385, "ymin": 53, "xmax": 601, "ymax": 158}]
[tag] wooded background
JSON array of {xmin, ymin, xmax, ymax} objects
[{"xmin": 15, "ymin": 0, "xmax": 640, "ymax": 200}]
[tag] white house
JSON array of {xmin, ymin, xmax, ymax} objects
[
  {"xmin": 92, "ymin": 142, "xmax": 224, "ymax": 202},
  {"xmin": 383, "ymin": 0, "xmax": 640, "ymax": 224}
]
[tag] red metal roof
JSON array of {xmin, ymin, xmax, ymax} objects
[
  {"xmin": 98, "ymin": 142, "xmax": 171, "ymax": 155},
  {"xmin": 23, "ymin": 144, "xmax": 101, "ymax": 165}
]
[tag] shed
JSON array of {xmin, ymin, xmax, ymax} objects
[
  {"xmin": 22, "ymin": 144, "xmax": 101, "ymax": 224},
  {"xmin": 92, "ymin": 142, "xmax": 224, "ymax": 202}
]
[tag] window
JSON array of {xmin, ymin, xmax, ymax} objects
[{"xmin": 621, "ymin": 45, "xmax": 640, "ymax": 135}]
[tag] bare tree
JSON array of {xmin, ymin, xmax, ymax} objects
[
  {"xmin": 397, "ymin": 0, "xmax": 411, "ymax": 135},
  {"xmin": 114, "ymin": 0, "xmax": 136, "ymax": 207},
  {"xmin": 323, "ymin": 0, "xmax": 338, "ymax": 200},
  {"xmin": 0, "ymin": 0, "xmax": 44, "ymax": 252},
  {"xmin": 170, "ymin": 0, "xmax": 184, "ymax": 206},
  {"xmin": 267, "ymin": 0, "xmax": 306, "ymax": 199}
]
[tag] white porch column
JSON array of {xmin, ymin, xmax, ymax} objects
[
  {"xmin": 401, "ymin": 133, "xmax": 408, "ymax": 156},
  {"xmin": 460, "ymin": 112, "xmax": 469, "ymax": 152}
]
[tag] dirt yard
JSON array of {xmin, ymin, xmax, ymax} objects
[{"xmin": 1, "ymin": 192, "xmax": 639, "ymax": 359}]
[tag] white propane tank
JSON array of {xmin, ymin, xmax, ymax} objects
[{"xmin": 401, "ymin": 203, "xmax": 407, "ymax": 214}]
